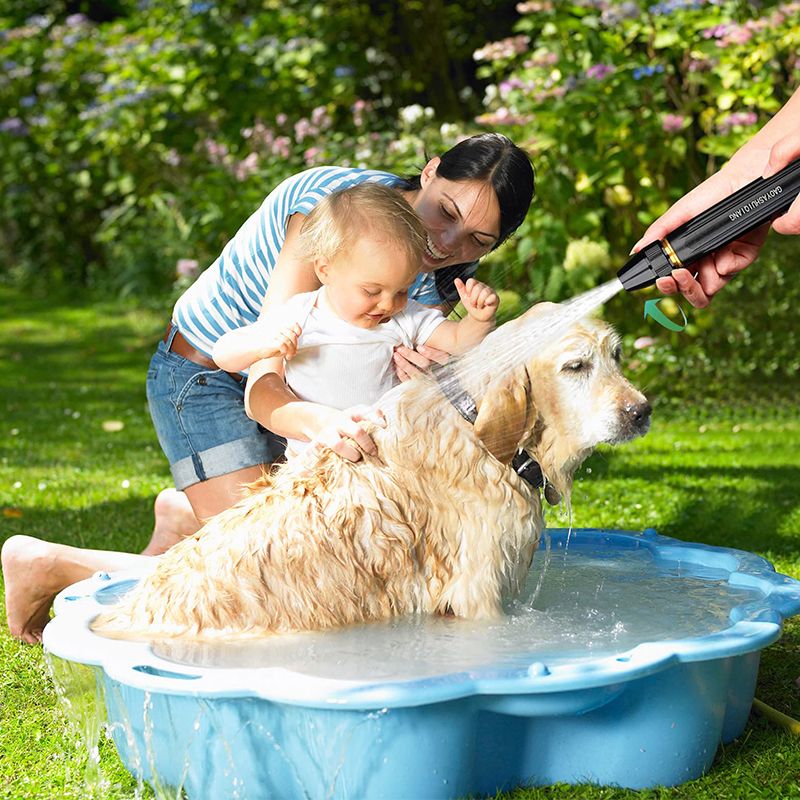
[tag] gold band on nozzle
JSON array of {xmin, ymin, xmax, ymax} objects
[{"xmin": 661, "ymin": 236, "xmax": 683, "ymax": 269}]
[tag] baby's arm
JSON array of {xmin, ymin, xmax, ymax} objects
[
  {"xmin": 213, "ymin": 320, "xmax": 301, "ymax": 372},
  {"xmin": 424, "ymin": 278, "xmax": 498, "ymax": 355}
]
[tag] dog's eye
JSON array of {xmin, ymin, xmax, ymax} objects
[
  {"xmin": 612, "ymin": 346, "xmax": 622, "ymax": 362},
  {"xmin": 562, "ymin": 360, "xmax": 586, "ymax": 373}
]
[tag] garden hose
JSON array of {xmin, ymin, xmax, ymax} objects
[
  {"xmin": 617, "ymin": 157, "xmax": 800, "ymax": 291},
  {"xmin": 752, "ymin": 697, "xmax": 800, "ymax": 736}
]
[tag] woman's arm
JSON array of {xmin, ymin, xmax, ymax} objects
[{"xmin": 243, "ymin": 212, "xmax": 318, "ymax": 422}]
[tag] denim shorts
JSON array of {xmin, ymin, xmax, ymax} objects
[{"xmin": 146, "ymin": 328, "xmax": 286, "ymax": 490}]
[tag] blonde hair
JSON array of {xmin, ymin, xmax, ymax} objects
[{"xmin": 297, "ymin": 182, "xmax": 425, "ymax": 271}]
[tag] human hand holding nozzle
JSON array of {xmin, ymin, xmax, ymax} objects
[{"xmin": 620, "ymin": 88, "xmax": 800, "ymax": 308}]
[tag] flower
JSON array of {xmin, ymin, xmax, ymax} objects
[
  {"xmin": 662, "ymin": 113, "xmax": 686, "ymax": 133},
  {"xmin": 352, "ymin": 98, "xmax": 368, "ymax": 127},
  {"xmin": 523, "ymin": 51, "xmax": 558, "ymax": 68},
  {"xmin": 293, "ymin": 117, "xmax": 316, "ymax": 143},
  {"xmin": 600, "ymin": 2, "xmax": 639, "ymax": 24},
  {"xmin": 233, "ymin": 152, "xmax": 259, "ymax": 181},
  {"xmin": 516, "ymin": 1, "xmax": 553, "ymax": 12},
  {"xmin": 717, "ymin": 111, "xmax": 758, "ymax": 133},
  {"xmin": 310, "ymin": 105, "xmax": 330, "ymax": 128},
  {"xmin": 563, "ymin": 238, "xmax": 611, "ymax": 272},
  {"xmin": 203, "ymin": 138, "xmax": 229, "ymax": 165},
  {"xmin": 632, "ymin": 64, "xmax": 665, "ymax": 80},
  {"xmin": 176, "ymin": 258, "xmax": 199, "ymax": 278},
  {"xmin": 271, "ymin": 136, "xmax": 291, "ymax": 159},
  {"xmin": 634, "ymin": 336, "xmax": 656, "ymax": 350},
  {"xmin": 473, "ymin": 35, "xmax": 530, "ymax": 62},
  {"xmin": 586, "ymin": 63, "xmax": 615, "ymax": 80},
  {"xmin": 0, "ymin": 117, "xmax": 28, "ymax": 136},
  {"xmin": 649, "ymin": 0, "xmax": 706, "ymax": 13}
]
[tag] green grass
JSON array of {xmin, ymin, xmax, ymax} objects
[{"xmin": 1, "ymin": 285, "xmax": 799, "ymax": 800}]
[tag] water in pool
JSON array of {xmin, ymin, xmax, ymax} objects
[{"xmin": 149, "ymin": 538, "xmax": 760, "ymax": 681}]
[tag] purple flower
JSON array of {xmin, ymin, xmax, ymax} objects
[
  {"xmin": 662, "ymin": 113, "xmax": 686, "ymax": 133},
  {"xmin": 0, "ymin": 117, "xmax": 28, "ymax": 135},
  {"xmin": 586, "ymin": 63, "xmax": 615, "ymax": 80},
  {"xmin": 717, "ymin": 111, "xmax": 758, "ymax": 133}
]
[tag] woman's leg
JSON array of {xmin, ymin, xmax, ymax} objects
[
  {"xmin": 2, "ymin": 536, "xmax": 152, "ymax": 644},
  {"xmin": 3, "ymin": 467, "xmax": 268, "ymax": 644},
  {"xmin": 141, "ymin": 487, "xmax": 203, "ymax": 555},
  {"xmin": 3, "ymin": 341, "xmax": 284, "ymax": 644},
  {"xmin": 184, "ymin": 465, "xmax": 266, "ymax": 520}
]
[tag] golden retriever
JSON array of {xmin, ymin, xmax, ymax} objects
[{"xmin": 92, "ymin": 309, "xmax": 650, "ymax": 640}]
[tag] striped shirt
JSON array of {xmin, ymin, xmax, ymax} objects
[{"xmin": 172, "ymin": 166, "xmax": 474, "ymax": 358}]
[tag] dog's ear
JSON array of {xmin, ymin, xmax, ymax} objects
[{"xmin": 473, "ymin": 365, "xmax": 534, "ymax": 465}]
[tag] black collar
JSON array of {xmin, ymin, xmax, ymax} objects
[{"xmin": 432, "ymin": 364, "xmax": 545, "ymax": 490}]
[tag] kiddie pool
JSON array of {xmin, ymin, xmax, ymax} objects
[{"xmin": 43, "ymin": 528, "xmax": 800, "ymax": 799}]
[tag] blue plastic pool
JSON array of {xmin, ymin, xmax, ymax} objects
[{"xmin": 43, "ymin": 528, "xmax": 800, "ymax": 798}]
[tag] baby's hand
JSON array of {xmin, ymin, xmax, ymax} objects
[
  {"xmin": 455, "ymin": 278, "xmax": 499, "ymax": 323},
  {"xmin": 260, "ymin": 322, "xmax": 301, "ymax": 360}
]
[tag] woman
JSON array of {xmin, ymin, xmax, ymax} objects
[{"xmin": 3, "ymin": 133, "xmax": 535, "ymax": 643}]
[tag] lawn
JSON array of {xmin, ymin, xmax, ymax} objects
[{"xmin": 0, "ymin": 285, "xmax": 798, "ymax": 800}]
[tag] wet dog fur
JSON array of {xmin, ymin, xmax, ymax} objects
[{"xmin": 92, "ymin": 312, "xmax": 650, "ymax": 640}]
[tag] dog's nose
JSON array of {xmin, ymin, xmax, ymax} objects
[{"xmin": 625, "ymin": 400, "xmax": 652, "ymax": 429}]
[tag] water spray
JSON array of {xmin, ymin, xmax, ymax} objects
[{"xmin": 617, "ymin": 157, "xmax": 800, "ymax": 291}]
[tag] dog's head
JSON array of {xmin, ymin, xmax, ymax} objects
[{"xmin": 473, "ymin": 309, "xmax": 650, "ymax": 499}]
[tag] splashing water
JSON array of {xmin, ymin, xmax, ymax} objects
[{"xmin": 420, "ymin": 277, "xmax": 625, "ymax": 407}]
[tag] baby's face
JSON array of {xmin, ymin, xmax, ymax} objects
[{"xmin": 320, "ymin": 237, "xmax": 420, "ymax": 329}]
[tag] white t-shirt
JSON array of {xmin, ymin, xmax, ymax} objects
[
  {"xmin": 171, "ymin": 166, "xmax": 473, "ymax": 358},
  {"xmin": 273, "ymin": 289, "xmax": 446, "ymax": 452}
]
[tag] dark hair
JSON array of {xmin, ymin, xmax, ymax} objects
[
  {"xmin": 402, "ymin": 133, "xmax": 535, "ymax": 249},
  {"xmin": 400, "ymin": 133, "xmax": 535, "ymax": 303}
]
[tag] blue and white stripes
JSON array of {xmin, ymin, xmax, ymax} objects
[{"xmin": 172, "ymin": 166, "xmax": 444, "ymax": 357}]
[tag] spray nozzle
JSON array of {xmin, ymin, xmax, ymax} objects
[
  {"xmin": 617, "ymin": 156, "xmax": 800, "ymax": 292},
  {"xmin": 617, "ymin": 241, "xmax": 676, "ymax": 291}
]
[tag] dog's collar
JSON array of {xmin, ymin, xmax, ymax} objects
[{"xmin": 432, "ymin": 363, "xmax": 546, "ymax": 491}]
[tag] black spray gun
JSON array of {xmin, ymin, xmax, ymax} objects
[{"xmin": 617, "ymin": 157, "xmax": 800, "ymax": 291}]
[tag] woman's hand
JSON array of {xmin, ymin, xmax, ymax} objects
[
  {"xmin": 311, "ymin": 405, "xmax": 387, "ymax": 462},
  {"xmin": 392, "ymin": 344, "xmax": 449, "ymax": 382},
  {"xmin": 635, "ymin": 132, "xmax": 800, "ymax": 308}
]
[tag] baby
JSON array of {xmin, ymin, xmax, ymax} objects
[{"xmin": 213, "ymin": 182, "xmax": 498, "ymax": 454}]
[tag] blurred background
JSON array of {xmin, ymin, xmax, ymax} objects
[{"xmin": 1, "ymin": 0, "xmax": 799, "ymax": 403}]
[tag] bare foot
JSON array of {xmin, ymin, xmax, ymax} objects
[
  {"xmin": 2, "ymin": 536, "xmax": 67, "ymax": 644},
  {"xmin": 141, "ymin": 488, "xmax": 201, "ymax": 556}
]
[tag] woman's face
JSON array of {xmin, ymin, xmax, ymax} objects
[{"xmin": 409, "ymin": 157, "xmax": 501, "ymax": 272}]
